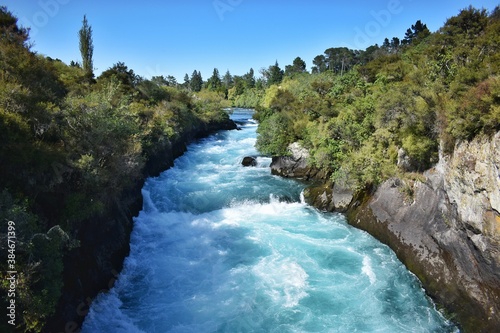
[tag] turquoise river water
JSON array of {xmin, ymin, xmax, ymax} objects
[{"xmin": 82, "ymin": 109, "xmax": 458, "ymax": 332}]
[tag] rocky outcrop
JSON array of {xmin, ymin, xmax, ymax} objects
[
  {"xmin": 348, "ymin": 132, "xmax": 500, "ymax": 333},
  {"xmin": 272, "ymin": 143, "xmax": 354, "ymax": 212},
  {"xmin": 43, "ymin": 118, "xmax": 236, "ymax": 333},
  {"xmin": 303, "ymin": 181, "xmax": 354, "ymax": 212},
  {"xmin": 442, "ymin": 132, "xmax": 500, "ymax": 250},
  {"xmin": 270, "ymin": 142, "xmax": 328, "ymax": 180}
]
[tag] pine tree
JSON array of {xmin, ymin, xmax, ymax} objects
[
  {"xmin": 183, "ymin": 73, "xmax": 190, "ymax": 89},
  {"xmin": 207, "ymin": 68, "xmax": 222, "ymax": 91},
  {"xmin": 190, "ymin": 70, "xmax": 203, "ymax": 92},
  {"xmin": 267, "ymin": 61, "xmax": 284, "ymax": 85},
  {"xmin": 223, "ymin": 70, "xmax": 233, "ymax": 89}
]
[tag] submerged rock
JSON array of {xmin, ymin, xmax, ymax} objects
[{"xmin": 242, "ymin": 156, "xmax": 257, "ymax": 167}]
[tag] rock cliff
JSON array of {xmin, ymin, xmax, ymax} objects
[{"xmin": 272, "ymin": 135, "xmax": 500, "ymax": 332}]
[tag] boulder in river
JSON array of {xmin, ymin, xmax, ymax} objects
[{"xmin": 242, "ymin": 156, "xmax": 257, "ymax": 167}]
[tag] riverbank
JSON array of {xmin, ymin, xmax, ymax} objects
[
  {"xmin": 271, "ymin": 134, "xmax": 500, "ymax": 333},
  {"xmin": 42, "ymin": 117, "xmax": 236, "ymax": 333}
]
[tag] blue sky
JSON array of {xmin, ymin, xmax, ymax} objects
[{"xmin": 3, "ymin": 0, "xmax": 498, "ymax": 81}]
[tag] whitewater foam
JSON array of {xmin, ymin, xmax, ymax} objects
[{"xmin": 362, "ymin": 255, "xmax": 377, "ymax": 284}]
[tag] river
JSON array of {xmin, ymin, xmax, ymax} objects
[{"xmin": 82, "ymin": 109, "xmax": 457, "ymax": 332}]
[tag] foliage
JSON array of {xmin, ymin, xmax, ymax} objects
[
  {"xmin": 254, "ymin": 5, "xmax": 500, "ymax": 191},
  {"xmin": 255, "ymin": 112, "xmax": 292, "ymax": 156}
]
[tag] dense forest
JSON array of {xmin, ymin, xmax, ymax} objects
[{"xmin": 0, "ymin": 4, "xmax": 499, "ymax": 332}]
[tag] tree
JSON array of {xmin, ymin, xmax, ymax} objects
[
  {"xmin": 0, "ymin": 6, "xmax": 29, "ymax": 46},
  {"xmin": 183, "ymin": 73, "xmax": 190, "ymax": 89},
  {"xmin": 190, "ymin": 70, "xmax": 203, "ymax": 92},
  {"xmin": 324, "ymin": 47, "xmax": 357, "ymax": 75},
  {"xmin": 207, "ymin": 68, "xmax": 222, "ymax": 91},
  {"xmin": 223, "ymin": 70, "xmax": 233, "ymax": 89},
  {"xmin": 382, "ymin": 38, "xmax": 391, "ymax": 50},
  {"xmin": 97, "ymin": 62, "xmax": 139, "ymax": 99},
  {"xmin": 243, "ymin": 68, "xmax": 256, "ymax": 88},
  {"xmin": 264, "ymin": 61, "xmax": 284, "ymax": 86},
  {"xmin": 391, "ymin": 37, "xmax": 401, "ymax": 51},
  {"xmin": 403, "ymin": 20, "xmax": 430, "ymax": 45},
  {"xmin": 285, "ymin": 57, "xmax": 307, "ymax": 76},
  {"xmin": 151, "ymin": 75, "xmax": 169, "ymax": 86},
  {"xmin": 78, "ymin": 15, "xmax": 94, "ymax": 81},
  {"xmin": 312, "ymin": 55, "xmax": 327, "ymax": 73},
  {"xmin": 166, "ymin": 75, "xmax": 178, "ymax": 87}
]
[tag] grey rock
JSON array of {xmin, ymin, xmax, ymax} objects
[
  {"xmin": 332, "ymin": 183, "xmax": 354, "ymax": 212},
  {"xmin": 270, "ymin": 142, "xmax": 327, "ymax": 180}
]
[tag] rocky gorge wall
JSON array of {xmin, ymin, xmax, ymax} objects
[
  {"xmin": 271, "ymin": 134, "xmax": 500, "ymax": 333},
  {"xmin": 43, "ymin": 119, "xmax": 236, "ymax": 333}
]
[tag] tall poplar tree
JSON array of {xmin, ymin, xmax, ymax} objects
[{"xmin": 79, "ymin": 15, "xmax": 94, "ymax": 81}]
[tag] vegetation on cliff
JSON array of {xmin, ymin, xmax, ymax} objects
[
  {"xmin": 253, "ymin": 6, "xmax": 500, "ymax": 190},
  {"xmin": 0, "ymin": 7, "xmax": 232, "ymax": 332}
]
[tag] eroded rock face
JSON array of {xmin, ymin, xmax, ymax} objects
[
  {"xmin": 270, "ymin": 142, "xmax": 311, "ymax": 179},
  {"xmin": 442, "ymin": 131, "xmax": 500, "ymax": 247},
  {"xmin": 348, "ymin": 132, "xmax": 500, "ymax": 333},
  {"xmin": 303, "ymin": 182, "xmax": 354, "ymax": 212},
  {"xmin": 271, "ymin": 142, "xmax": 355, "ymax": 211}
]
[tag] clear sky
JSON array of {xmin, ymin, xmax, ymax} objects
[{"xmin": 3, "ymin": 0, "xmax": 498, "ymax": 81}]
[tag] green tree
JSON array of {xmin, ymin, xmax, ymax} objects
[
  {"xmin": 223, "ymin": 70, "xmax": 233, "ymax": 89},
  {"xmin": 312, "ymin": 55, "xmax": 327, "ymax": 73},
  {"xmin": 207, "ymin": 68, "xmax": 222, "ymax": 91},
  {"xmin": 403, "ymin": 20, "xmax": 430, "ymax": 45},
  {"xmin": 183, "ymin": 73, "xmax": 190, "ymax": 89},
  {"xmin": 265, "ymin": 61, "xmax": 284, "ymax": 85},
  {"xmin": 243, "ymin": 68, "xmax": 256, "ymax": 88},
  {"xmin": 78, "ymin": 15, "xmax": 94, "ymax": 81},
  {"xmin": 285, "ymin": 56, "xmax": 307, "ymax": 76},
  {"xmin": 97, "ymin": 62, "xmax": 139, "ymax": 99},
  {"xmin": 190, "ymin": 70, "xmax": 203, "ymax": 92},
  {"xmin": 324, "ymin": 47, "xmax": 357, "ymax": 75}
]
